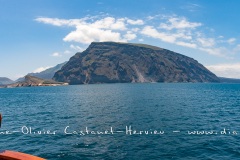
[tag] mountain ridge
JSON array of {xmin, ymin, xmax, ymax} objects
[
  {"xmin": 15, "ymin": 61, "xmax": 67, "ymax": 82},
  {"xmin": 0, "ymin": 77, "xmax": 13, "ymax": 85}
]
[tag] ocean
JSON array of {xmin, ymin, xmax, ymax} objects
[{"xmin": 0, "ymin": 83, "xmax": 240, "ymax": 159}]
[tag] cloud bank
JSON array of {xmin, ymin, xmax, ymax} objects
[
  {"xmin": 35, "ymin": 15, "xmax": 239, "ymax": 58},
  {"xmin": 206, "ymin": 63, "xmax": 240, "ymax": 78}
]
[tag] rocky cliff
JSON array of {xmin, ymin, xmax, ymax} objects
[{"xmin": 53, "ymin": 42, "xmax": 219, "ymax": 84}]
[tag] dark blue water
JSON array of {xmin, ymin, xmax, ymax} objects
[{"xmin": 1, "ymin": 83, "xmax": 240, "ymax": 159}]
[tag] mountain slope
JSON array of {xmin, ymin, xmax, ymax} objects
[
  {"xmin": 16, "ymin": 61, "xmax": 67, "ymax": 82},
  {"xmin": 7, "ymin": 75, "xmax": 67, "ymax": 87},
  {"xmin": 29, "ymin": 61, "xmax": 67, "ymax": 79},
  {"xmin": 0, "ymin": 77, "xmax": 13, "ymax": 85},
  {"xmin": 53, "ymin": 42, "xmax": 219, "ymax": 84}
]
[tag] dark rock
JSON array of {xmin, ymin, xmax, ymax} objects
[{"xmin": 53, "ymin": 42, "xmax": 220, "ymax": 84}]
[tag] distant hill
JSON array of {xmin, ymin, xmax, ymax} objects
[
  {"xmin": 53, "ymin": 42, "xmax": 219, "ymax": 84},
  {"xmin": 0, "ymin": 77, "xmax": 13, "ymax": 85},
  {"xmin": 16, "ymin": 61, "xmax": 67, "ymax": 82},
  {"xmin": 7, "ymin": 75, "xmax": 67, "ymax": 87},
  {"xmin": 219, "ymin": 77, "xmax": 240, "ymax": 83}
]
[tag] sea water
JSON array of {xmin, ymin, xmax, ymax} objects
[{"xmin": 0, "ymin": 83, "xmax": 240, "ymax": 159}]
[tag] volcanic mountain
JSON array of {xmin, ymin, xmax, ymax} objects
[{"xmin": 53, "ymin": 42, "xmax": 220, "ymax": 84}]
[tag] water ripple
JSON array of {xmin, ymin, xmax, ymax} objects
[{"xmin": 0, "ymin": 83, "xmax": 240, "ymax": 159}]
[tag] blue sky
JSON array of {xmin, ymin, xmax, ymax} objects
[{"xmin": 1, "ymin": 0, "xmax": 240, "ymax": 80}]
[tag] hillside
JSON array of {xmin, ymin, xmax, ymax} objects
[
  {"xmin": 7, "ymin": 75, "xmax": 67, "ymax": 87},
  {"xmin": 29, "ymin": 61, "xmax": 67, "ymax": 79},
  {"xmin": 0, "ymin": 77, "xmax": 13, "ymax": 85},
  {"xmin": 15, "ymin": 61, "xmax": 67, "ymax": 82},
  {"xmin": 53, "ymin": 42, "xmax": 219, "ymax": 84}
]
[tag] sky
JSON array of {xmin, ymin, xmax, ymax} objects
[{"xmin": 1, "ymin": 0, "xmax": 240, "ymax": 80}]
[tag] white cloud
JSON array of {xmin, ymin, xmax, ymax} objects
[
  {"xmin": 35, "ymin": 17, "xmax": 81, "ymax": 27},
  {"xmin": 199, "ymin": 47, "xmax": 228, "ymax": 57},
  {"xmin": 123, "ymin": 31, "xmax": 136, "ymax": 41},
  {"xmin": 141, "ymin": 26, "xmax": 197, "ymax": 48},
  {"xmin": 146, "ymin": 14, "xmax": 162, "ymax": 21},
  {"xmin": 126, "ymin": 19, "xmax": 144, "ymax": 25},
  {"xmin": 33, "ymin": 66, "xmax": 52, "ymax": 73},
  {"xmin": 64, "ymin": 50, "xmax": 71, "ymax": 54},
  {"xmin": 197, "ymin": 38, "xmax": 215, "ymax": 47},
  {"xmin": 141, "ymin": 26, "xmax": 196, "ymax": 48},
  {"xmin": 206, "ymin": 63, "xmax": 240, "ymax": 78},
  {"xmin": 70, "ymin": 44, "xmax": 84, "ymax": 51},
  {"xmin": 159, "ymin": 17, "xmax": 202, "ymax": 30},
  {"xmin": 233, "ymin": 44, "xmax": 240, "ymax": 53},
  {"xmin": 91, "ymin": 17, "xmax": 127, "ymax": 30},
  {"xmin": 35, "ymin": 16, "xmax": 205, "ymax": 50},
  {"xmin": 141, "ymin": 26, "xmax": 176, "ymax": 43},
  {"xmin": 141, "ymin": 17, "xmax": 200, "ymax": 46},
  {"xmin": 63, "ymin": 25, "xmax": 124, "ymax": 44},
  {"xmin": 131, "ymin": 28, "xmax": 140, "ymax": 32},
  {"xmin": 139, "ymin": 16, "xmax": 236, "ymax": 58},
  {"xmin": 139, "ymin": 39, "xmax": 144, "ymax": 42},
  {"xmin": 36, "ymin": 16, "xmax": 127, "ymax": 30},
  {"xmin": 51, "ymin": 52, "xmax": 62, "ymax": 57},
  {"xmin": 176, "ymin": 41, "xmax": 197, "ymax": 48},
  {"xmin": 173, "ymin": 30, "xmax": 192, "ymax": 40},
  {"xmin": 147, "ymin": 16, "xmax": 154, "ymax": 20},
  {"xmin": 36, "ymin": 15, "xmax": 238, "ymax": 59},
  {"xmin": 227, "ymin": 38, "xmax": 236, "ymax": 44},
  {"xmin": 36, "ymin": 16, "xmax": 132, "ymax": 44},
  {"xmin": 181, "ymin": 3, "xmax": 202, "ymax": 12}
]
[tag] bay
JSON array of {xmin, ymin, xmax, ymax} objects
[{"xmin": 0, "ymin": 83, "xmax": 240, "ymax": 159}]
